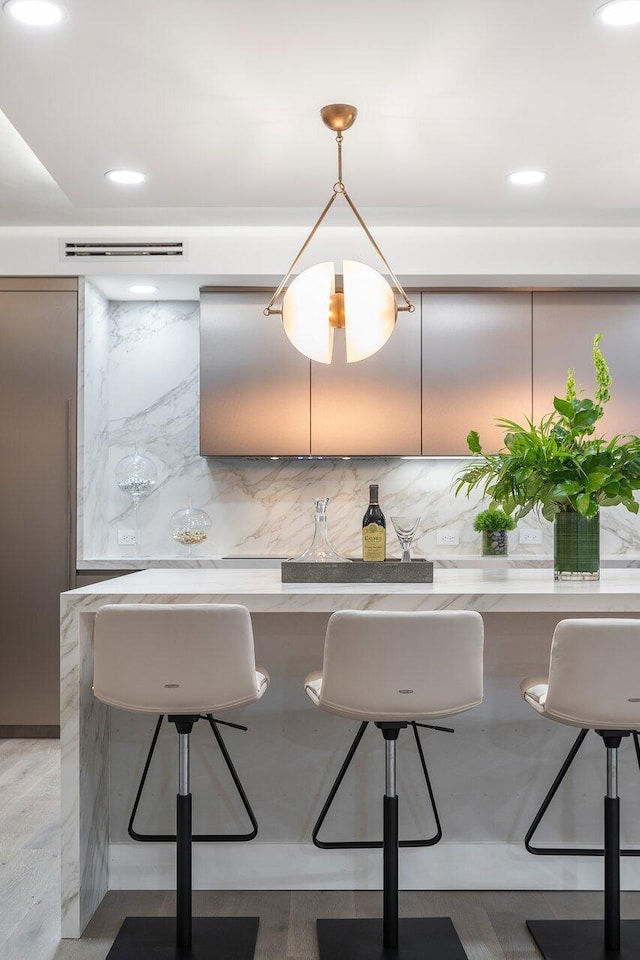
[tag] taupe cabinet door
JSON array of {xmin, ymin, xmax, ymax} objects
[
  {"xmin": 422, "ymin": 293, "xmax": 532, "ymax": 455},
  {"xmin": 0, "ymin": 284, "xmax": 77, "ymax": 728},
  {"xmin": 533, "ymin": 292, "xmax": 640, "ymax": 437},
  {"xmin": 200, "ymin": 292, "xmax": 311, "ymax": 456},
  {"xmin": 310, "ymin": 303, "xmax": 422, "ymax": 456}
]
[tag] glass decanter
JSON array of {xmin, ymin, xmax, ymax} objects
[{"xmin": 290, "ymin": 497, "xmax": 350, "ymax": 562}]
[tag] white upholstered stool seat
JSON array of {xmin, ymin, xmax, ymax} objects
[
  {"xmin": 93, "ymin": 603, "xmax": 269, "ymax": 714},
  {"xmin": 304, "ymin": 609, "xmax": 484, "ymax": 960},
  {"xmin": 92, "ymin": 602, "xmax": 267, "ymax": 960},
  {"xmin": 304, "ymin": 609, "xmax": 484, "ymax": 723},
  {"xmin": 520, "ymin": 618, "xmax": 640, "ymax": 730},
  {"xmin": 520, "ymin": 617, "xmax": 640, "ymax": 960}
]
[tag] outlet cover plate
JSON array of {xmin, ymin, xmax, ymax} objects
[
  {"xmin": 436, "ymin": 529, "xmax": 460, "ymax": 546},
  {"xmin": 519, "ymin": 528, "xmax": 542, "ymax": 545},
  {"xmin": 118, "ymin": 529, "xmax": 138, "ymax": 545}
]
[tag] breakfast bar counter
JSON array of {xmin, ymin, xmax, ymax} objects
[{"xmin": 61, "ymin": 568, "xmax": 640, "ymax": 936}]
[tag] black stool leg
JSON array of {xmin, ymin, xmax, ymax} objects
[
  {"xmin": 316, "ymin": 722, "xmax": 468, "ymax": 960},
  {"xmin": 104, "ymin": 714, "xmax": 259, "ymax": 960},
  {"xmin": 383, "ymin": 728, "xmax": 399, "ymax": 950},
  {"xmin": 604, "ymin": 737, "xmax": 621, "ymax": 952},
  {"xmin": 527, "ymin": 731, "xmax": 640, "ymax": 960},
  {"xmin": 176, "ymin": 720, "xmax": 193, "ymax": 949}
]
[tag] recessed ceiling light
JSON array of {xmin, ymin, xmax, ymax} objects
[
  {"xmin": 507, "ymin": 170, "xmax": 547, "ymax": 185},
  {"xmin": 105, "ymin": 169, "xmax": 146, "ymax": 185},
  {"xmin": 3, "ymin": 0, "xmax": 64, "ymax": 24},
  {"xmin": 597, "ymin": 1, "xmax": 640, "ymax": 25},
  {"xmin": 129, "ymin": 285, "xmax": 157, "ymax": 294}
]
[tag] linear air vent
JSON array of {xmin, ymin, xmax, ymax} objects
[{"xmin": 62, "ymin": 240, "xmax": 185, "ymax": 259}]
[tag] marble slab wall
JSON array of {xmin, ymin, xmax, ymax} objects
[{"xmin": 79, "ymin": 291, "xmax": 640, "ymax": 563}]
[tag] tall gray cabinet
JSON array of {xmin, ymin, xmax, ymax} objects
[{"xmin": 0, "ymin": 277, "xmax": 77, "ymax": 735}]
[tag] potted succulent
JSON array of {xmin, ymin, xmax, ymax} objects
[
  {"xmin": 473, "ymin": 509, "xmax": 515, "ymax": 557},
  {"xmin": 455, "ymin": 335, "xmax": 640, "ymax": 581}
]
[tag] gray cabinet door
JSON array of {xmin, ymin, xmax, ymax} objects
[
  {"xmin": 200, "ymin": 292, "xmax": 311, "ymax": 456},
  {"xmin": 310, "ymin": 301, "xmax": 422, "ymax": 456},
  {"xmin": 422, "ymin": 293, "xmax": 532, "ymax": 455},
  {"xmin": 0, "ymin": 284, "xmax": 77, "ymax": 729},
  {"xmin": 533, "ymin": 292, "xmax": 640, "ymax": 437}
]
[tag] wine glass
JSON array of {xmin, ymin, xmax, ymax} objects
[{"xmin": 391, "ymin": 516, "xmax": 421, "ymax": 562}]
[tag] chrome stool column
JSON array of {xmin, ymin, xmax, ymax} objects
[
  {"xmin": 304, "ymin": 609, "xmax": 484, "ymax": 960},
  {"xmin": 93, "ymin": 603, "xmax": 269, "ymax": 960},
  {"xmin": 521, "ymin": 618, "xmax": 640, "ymax": 960}
]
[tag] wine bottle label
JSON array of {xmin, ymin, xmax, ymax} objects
[{"xmin": 362, "ymin": 523, "xmax": 386, "ymax": 562}]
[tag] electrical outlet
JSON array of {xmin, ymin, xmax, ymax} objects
[
  {"xmin": 519, "ymin": 528, "xmax": 542, "ymax": 545},
  {"xmin": 118, "ymin": 529, "xmax": 138, "ymax": 546},
  {"xmin": 436, "ymin": 528, "xmax": 459, "ymax": 546}
]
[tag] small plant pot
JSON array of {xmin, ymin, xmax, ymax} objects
[{"xmin": 482, "ymin": 530, "xmax": 508, "ymax": 557}]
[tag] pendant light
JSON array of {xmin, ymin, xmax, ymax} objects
[{"xmin": 264, "ymin": 104, "xmax": 414, "ymax": 364}]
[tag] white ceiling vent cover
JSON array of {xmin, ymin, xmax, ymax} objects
[{"xmin": 61, "ymin": 240, "xmax": 185, "ymax": 259}]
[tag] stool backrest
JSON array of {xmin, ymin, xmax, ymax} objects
[
  {"xmin": 93, "ymin": 603, "xmax": 259, "ymax": 713},
  {"xmin": 320, "ymin": 610, "xmax": 484, "ymax": 720},
  {"xmin": 545, "ymin": 618, "xmax": 640, "ymax": 729}
]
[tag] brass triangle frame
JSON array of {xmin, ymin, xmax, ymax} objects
[{"xmin": 264, "ymin": 108, "xmax": 415, "ymax": 319}]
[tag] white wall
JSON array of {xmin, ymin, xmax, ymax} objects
[{"xmin": 4, "ymin": 225, "xmax": 640, "ymax": 283}]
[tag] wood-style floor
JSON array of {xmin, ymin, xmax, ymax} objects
[{"xmin": 2, "ymin": 738, "xmax": 640, "ymax": 960}]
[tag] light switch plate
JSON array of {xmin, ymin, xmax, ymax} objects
[
  {"xmin": 436, "ymin": 529, "xmax": 459, "ymax": 546},
  {"xmin": 118, "ymin": 529, "xmax": 138, "ymax": 545}
]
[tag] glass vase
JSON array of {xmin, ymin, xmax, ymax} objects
[
  {"xmin": 554, "ymin": 510, "xmax": 600, "ymax": 581},
  {"xmin": 171, "ymin": 499, "xmax": 212, "ymax": 557},
  {"xmin": 290, "ymin": 497, "xmax": 350, "ymax": 563},
  {"xmin": 482, "ymin": 530, "xmax": 508, "ymax": 557}
]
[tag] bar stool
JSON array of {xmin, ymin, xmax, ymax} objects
[
  {"xmin": 93, "ymin": 603, "xmax": 269, "ymax": 960},
  {"xmin": 521, "ymin": 618, "xmax": 640, "ymax": 960},
  {"xmin": 304, "ymin": 609, "xmax": 484, "ymax": 960}
]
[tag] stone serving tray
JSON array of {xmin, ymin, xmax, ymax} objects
[{"xmin": 281, "ymin": 558, "xmax": 434, "ymax": 583}]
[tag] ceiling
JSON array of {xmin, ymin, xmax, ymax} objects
[{"xmin": 1, "ymin": 0, "xmax": 640, "ymax": 227}]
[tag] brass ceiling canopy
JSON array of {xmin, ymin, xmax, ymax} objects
[
  {"xmin": 265, "ymin": 103, "xmax": 414, "ymax": 364},
  {"xmin": 320, "ymin": 103, "xmax": 358, "ymax": 132}
]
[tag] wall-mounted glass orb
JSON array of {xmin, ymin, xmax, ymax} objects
[
  {"xmin": 171, "ymin": 504, "xmax": 212, "ymax": 552},
  {"xmin": 116, "ymin": 452, "xmax": 157, "ymax": 501}
]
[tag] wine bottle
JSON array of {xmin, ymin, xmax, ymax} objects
[{"xmin": 362, "ymin": 483, "xmax": 386, "ymax": 561}]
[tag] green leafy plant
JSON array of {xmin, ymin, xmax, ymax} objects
[
  {"xmin": 473, "ymin": 509, "xmax": 516, "ymax": 532},
  {"xmin": 455, "ymin": 334, "xmax": 640, "ymax": 522}
]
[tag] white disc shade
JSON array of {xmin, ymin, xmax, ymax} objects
[
  {"xmin": 282, "ymin": 260, "xmax": 397, "ymax": 364},
  {"xmin": 343, "ymin": 260, "xmax": 397, "ymax": 362}
]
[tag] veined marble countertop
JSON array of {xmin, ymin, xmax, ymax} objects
[
  {"xmin": 64, "ymin": 566, "xmax": 640, "ymax": 613},
  {"xmin": 76, "ymin": 555, "xmax": 640, "ymax": 571}
]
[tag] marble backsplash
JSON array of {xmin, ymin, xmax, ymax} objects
[{"xmin": 79, "ymin": 283, "xmax": 640, "ymax": 564}]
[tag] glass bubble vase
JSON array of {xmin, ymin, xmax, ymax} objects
[
  {"xmin": 171, "ymin": 500, "xmax": 212, "ymax": 557},
  {"xmin": 115, "ymin": 450, "xmax": 157, "ymax": 552}
]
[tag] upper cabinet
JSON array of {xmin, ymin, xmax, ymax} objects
[
  {"xmin": 421, "ymin": 293, "xmax": 533, "ymax": 455},
  {"xmin": 201, "ymin": 289, "xmax": 421, "ymax": 457},
  {"xmin": 533, "ymin": 292, "xmax": 640, "ymax": 437},
  {"xmin": 200, "ymin": 289, "xmax": 640, "ymax": 457},
  {"xmin": 310, "ymin": 301, "xmax": 422, "ymax": 456},
  {"xmin": 200, "ymin": 292, "xmax": 311, "ymax": 456}
]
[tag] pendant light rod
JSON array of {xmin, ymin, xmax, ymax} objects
[
  {"xmin": 264, "ymin": 105, "xmax": 414, "ymax": 318},
  {"xmin": 264, "ymin": 192, "xmax": 338, "ymax": 317}
]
